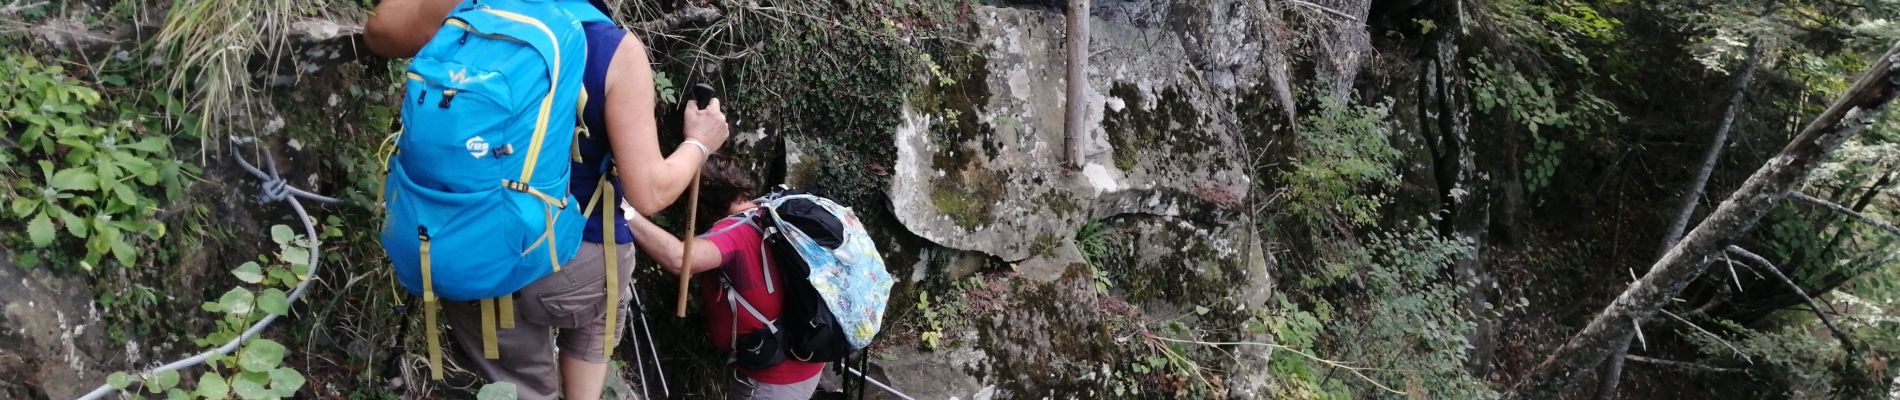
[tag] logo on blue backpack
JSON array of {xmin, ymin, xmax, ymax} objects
[{"xmin": 466, "ymin": 136, "xmax": 489, "ymax": 158}]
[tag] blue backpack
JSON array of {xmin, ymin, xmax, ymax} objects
[{"xmin": 379, "ymin": 0, "xmax": 608, "ymax": 379}]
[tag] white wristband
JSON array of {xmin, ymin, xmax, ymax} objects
[{"xmin": 682, "ymin": 140, "xmax": 711, "ymax": 156}]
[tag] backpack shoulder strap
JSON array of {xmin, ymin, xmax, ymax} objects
[
  {"xmin": 703, "ymin": 209, "xmax": 779, "ymax": 294},
  {"xmin": 720, "ymin": 277, "xmax": 778, "ymax": 355},
  {"xmin": 699, "ymin": 209, "xmax": 762, "ymax": 238}
]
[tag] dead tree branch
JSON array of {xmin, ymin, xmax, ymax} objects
[
  {"xmin": 1501, "ymin": 41, "xmax": 1900, "ymax": 400},
  {"xmin": 0, "ymin": 0, "xmax": 46, "ymax": 16},
  {"xmin": 1725, "ymin": 245, "xmax": 1858, "ymax": 352},
  {"xmin": 1659, "ymin": 41, "xmax": 1765, "ymax": 256},
  {"xmin": 1600, "ymin": 40, "xmax": 1764, "ymax": 400},
  {"xmin": 1790, "ymin": 192, "xmax": 1900, "ymax": 238},
  {"xmin": 1662, "ymin": 309, "xmax": 1752, "ymax": 364},
  {"xmin": 631, "ymin": 4, "xmax": 722, "ymax": 34},
  {"xmin": 1624, "ymin": 355, "xmax": 1746, "ymax": 374}
]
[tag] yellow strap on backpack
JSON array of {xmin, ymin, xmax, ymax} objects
[
  {"xmin": 500, "ymin": 294, "xmax": 515, "ymax": 329},
  {"xmin": 599, "ymin": 175, "xmax": 620, "ymax": 359},
  {"xmin": 420, "ymin": 235, "xmax": 444, "ymax": 380},
  {"xmin": 480, "ymin": 298, "xmax": 499, "ymax": 359}
]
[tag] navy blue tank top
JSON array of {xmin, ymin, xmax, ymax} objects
[{"xmin": 572, "ymin": 21, "xmax": 633, "ymax": 244}]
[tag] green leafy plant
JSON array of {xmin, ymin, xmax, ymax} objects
[
  {"xmin": 653, "ymin": 70, "xmax": 679, "ymax": 107},
  {"xmin": 103, "ymin": 224, "xmax": 315, "ymax": 398},
  {"xmin": 1076, "ymin": 220, "xmax": 1125, "ymax": 295},
  {"xmin": 1468, "ymin": 54, "xmax": 1621, "ymax": 193},
  {"xmin": 1281, "ymin": 95, "xmax": 1402, "ymax": 226},
  {"xmin": 0, "ymin": 54, "xmax": 194, "ymax": 270},
  {"xmin": 1283, "ymin": 219, "xmax": 1492, "ymax": 399}
]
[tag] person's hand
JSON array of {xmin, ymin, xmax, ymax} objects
[{"xmin": 682, "ymin": 98, "xmax": 729, "ymax": 155}]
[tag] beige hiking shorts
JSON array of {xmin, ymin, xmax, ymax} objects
[{"xmin": 441, "ymin": 241, "xmax": 636, "ymax": 400}]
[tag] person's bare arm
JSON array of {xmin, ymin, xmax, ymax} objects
[
  {"xmin": 363, "ymin": 0, "xmax": 461, "ymax": 58},
  {"xmin": 603, "ymin": 34, "xmax": 731, "ymax": 215},
  {"xmin": 624, "ymin": 212, "xmax": 723, "ymax": 275}
]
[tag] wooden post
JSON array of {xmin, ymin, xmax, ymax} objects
[{"xmin": 1064, "ymin": 0, "xmax": 1090, "ymax": 167}]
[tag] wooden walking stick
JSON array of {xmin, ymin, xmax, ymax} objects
[
  {"xmin": 676, "ymin": 83, "xmax": 716, "ymax": 317},
  {"xmin": 674, "ymin": 174, "xmax": 701, "ymax": 317}
]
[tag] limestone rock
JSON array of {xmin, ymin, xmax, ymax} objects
[{"xmin": 0, "ymin": 253, "xmax": 118, "ymax": 399}]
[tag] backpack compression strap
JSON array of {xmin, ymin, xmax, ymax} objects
[
  {"xmin": 420, "ymin": 230, "xmax": 444, "ymax": 380},
  {"xmin": 484, "ymin": 8, "xmax": 570, "ymax": 277},
  {"xmin": 582, "ymin": 175, "xmax": 620, "ymax": 360}
]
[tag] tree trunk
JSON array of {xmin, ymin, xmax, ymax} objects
[
  {"xmin": 1594, "ymin": 333, "xmax": 1636, "ymax": 400},
  {"xmin": 1657, "ymin": 41, "xmax": 1764, "ymax": 257},
  {"xmin": 1501, "ymin": 41, "xmax": 1900, "ymax": 400},
  {"xmin": 1595, "ymin": 40, "xmax": 1763, "ymax": 400},
  {"xmin": 1064, "ymin": 0, "xmax": 1090, "ymax": 167},
  {"xmin": 1418, "ymin": 0, "xmax": 1493, "ymax": 376}
]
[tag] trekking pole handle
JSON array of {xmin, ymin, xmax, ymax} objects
[
  {"xmin": 675, "ymin": 174, "xmax": 703, "ymax": 317},
  {"xmin": 691, "ymin": 83, "xmax": 716, "ymax": 111}
]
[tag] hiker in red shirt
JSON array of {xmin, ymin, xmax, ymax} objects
[{"xmin": 622, "ymin": 155, "xmax": 825, "ymax": 399}]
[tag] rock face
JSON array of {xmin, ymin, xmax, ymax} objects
[
  {"xmin": 0, "ymin": 253, "xmax": 118, "ymax": 399},
  {"xmin": 892, "ymin": 0, "xmax": 1268, "ymax": 281},
  {"xmin": 880, "ymin": 1, "xmax": 1292, "ymax": 398}
]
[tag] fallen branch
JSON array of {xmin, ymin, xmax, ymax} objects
[
  {"xmin": 1285, "ymin": 0, "xmax": 1361, "ymax": 21},
  {"xmin": 1789, "ymin": 192, "xmax": 1900, "ymax": 238},
  {"xmin": 1624, "ymin": 355, "xmax": 1746, "ymax": 373},
  {"xmin": 631, "ymin": 4, "xmax": 722, "ymax": 34},
  {"xmin": 1502, "ymin": 41, "xmax": 1900, "ymax": 400},
  {"xmin": 1143, "ymin": 334, "xmax": 1407, "ymax": 396},
  {"xmin": 1724, "ymin": 245, "xmax": 1858, "ymax": 353},
  {"xmin": 1661, "ymin": 309, "xmax": 1751, "ymax": 364},
  {"xmin": 0, "ymin": 0, "xmax": 46, "ymax": 15}
]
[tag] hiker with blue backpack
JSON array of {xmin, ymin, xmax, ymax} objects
[
  {"xmin": 624, "ymin": 155, "xmax": 896, "ymax": 400},
  {"xmin": 364, "ymin": 0, "xmax": 730, "ymax": 398}
]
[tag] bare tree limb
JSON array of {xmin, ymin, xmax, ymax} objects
[
  {"xmin": 1624, "ymin": 355, "xmax": 1746, "ymax": 373},
  {"xmin": 1285, "ymin": 0, "xmax": 1361, "ymax": 21},
  {"xmin": 1601, "ymin": 39, "xmax": 1763, "ymax": 400},
  {"xmin": 1789, "ymin": 192, "xmax": 1900, "ymax": 238},
  {"xmin": 630, "ymin": 4, "xmax": 722, "ymax": 34},
  {"xmin": 0, "ymin": 0, "xmax": 46, "ymax": 16},
  {"xmin": 1662, "ymin": 309, "xmax": 1752, "ymax": 364},
  {"xmin": 1594, "ymin": 332, "xmax": 1635, "ymax": 400},
  {"xmin": 1803, "ymin": 166, "xmax": 1897, "ymax": 268},
  {"xmin": 1725, "ymin": 245, "xmax": 1858, "ymax": 353},
  {"xmin": 1659, "ymin": 40, "xmax": 1765, "ymax": 257},
  {"xmin": 1502, "ymin": 41, "xmax": 1900, "ymax": 400}
]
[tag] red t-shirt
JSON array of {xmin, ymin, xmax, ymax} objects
[{"xmin": 698, "ymin": 217, "xmax": 825, "ymax": 384}]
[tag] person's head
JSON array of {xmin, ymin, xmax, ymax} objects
[{"xmin": 698, "ymin": 153, "xmax": 760, "ymax": 221}]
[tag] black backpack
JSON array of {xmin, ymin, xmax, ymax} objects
[{"xmin": 710, "ymin": 188, "xmax": 893, "ymax": 369}]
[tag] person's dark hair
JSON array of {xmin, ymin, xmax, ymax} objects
[{"xmin": 697, "ymin": 153, "xmax": 759, "ymax": 224}]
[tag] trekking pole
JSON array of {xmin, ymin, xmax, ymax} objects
[
  {"xmin": 624, "ymin": 303, "xmax": 651, "ymax": 400},
  {"xmin": 842, "ymin": 366, "xmax": 916, "ymax": 400},
  {"xmin": 674, "ymin": 174, "xmax": 701, "ymax": 318},
  {"xmin": 628, "ymin": 274, "xmax": 671, "ymax": 398},
  {"xmin": 676, "ymin": 83, "xmax": 715, "ymax": 318}
]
